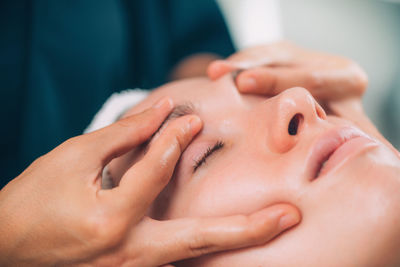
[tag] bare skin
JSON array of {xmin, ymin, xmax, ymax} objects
[
  {"xmin": 0, "ymin": 98, "xmax": 301, "ymax": 267},
  {"xmin": 1, "ymin": 42, "xmax": 391, "ymax": 266},
  {"xmin": 110, "ymin": 76, "xmax": 400, "ymax": 266},
  {"xmin": 207, "ymin": 41, "xmax": 399, "ymax": 159},
  {"xmin": 207, "ymin": 41, "xmax": 368, "ymax": 102}
]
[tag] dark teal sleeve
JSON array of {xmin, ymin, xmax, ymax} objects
[{"xmin": 0, "ymin": 0, "xmax": 234, "ymax": 188}]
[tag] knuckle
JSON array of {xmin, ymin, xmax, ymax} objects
[
  {"xmin": 245, "ymin": 225, "xmax": 262, "ymax": 244},
  {"xmin": 236, "ymin": 214, "xmax": 263, "ymax": 244},
  {"xmin": 166, "ymin": 134, "xmax": 182, "ymax": 156},
  {"xmin": 175, "ymin": 121, "xmax": 192, "ymax": 144},
  {"xmin": 154, "ymin": 166, "xmax": 172, "ymax": 185},
  {"xmin": 163, "ymin": 123, "xmax": 190, "ymax": 153},
  {"xmin": 114, "ymin": 118, "xmax": 131, "ymax": 130},
  {"xmin": 188, "ymin": 243, "xmax": 213, "ymax": 258},
  {"xmin": 267, "ymin": 73, "xmax": 278, "ymax": 95},
  {"xmin": 115, "ymin": 117, "xmax": 140, "ymax": 137},
  {"xmin": 83, "ymin": 210, "xmax": 128, "ymax": 250},
  {"xmin": 187, "ymin": 220, "xmax": 214, "ymax": 257},
  {"xmin": 157, "ymin": 137, "xmax": 180, "ymax": 181},
  {"xmin": 115, "ymin": 112, "xmax": 141, "ymax": 128},
  {"xmin": 116, "ymin": 116, "xmax": 155, "ymax": 143},
  {"xmin": 117, "ymin": 112, "xmax": 148, "ymax": 132},
  {"xmin": 58, "ymin": 137, "xmax": 85, "ymax": 159},
  {"xmin": 173, "ymin": 128, "xmax": 192, "ymax": 159},
  {"xmin": 347, "ymin": 62, "xmax": 368, "ymax": 95},
  {"xmin": 354, "ymin": 71, "xmax": 368, "ymax": 94},
  {"xmin": 175, "ymin": 128, "xmax": 190, "ymax": 152},
  {"xmin": 308, "ymin": 72, "xmax": 325, "ymax": 91}
]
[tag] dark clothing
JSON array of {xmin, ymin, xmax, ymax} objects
[{"xmin": 0, "ymin": 0, "xmax": 234, "ymax": 188}]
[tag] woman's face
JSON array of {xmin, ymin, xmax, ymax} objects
[{"xmin": 110, "ymin": 76, "xmax": 400, "ymax": 266}]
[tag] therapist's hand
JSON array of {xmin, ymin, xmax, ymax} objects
[
  {"xmin": 0, "ymin": 98, "xmax": 301, "ymax": 267},
  {"xmin": 207, "ymin": 41, "xmax": 368, "ymax": 101}
]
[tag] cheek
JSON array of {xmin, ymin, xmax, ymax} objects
[
  {"xmin": 291, "ymin": 149, "xmax": 400, "ymax": 266},
  {"xmin": 181, "ymin": 147, "xmax": 400, "ymax": 266},
  {"xmin": 173, "ymin": 157, "xmax": 299, "ymax": 218},
  {"xmin": 186, "ymin": 167, "xmax": 400, "ymax": 267},
  {"xmin": 314, "ymin": 144, "xmax": 400, "ymax": 224},
  {"xmin": 167, "ymin": 140, "xmax": 310, "ymax": 219}
]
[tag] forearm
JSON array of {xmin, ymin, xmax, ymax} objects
[
  {"xmin": 0, "ymin": 181, "xmax": 21, "ymax": 265},
  {"xmin": 0, "ymin": 188, "xmax": 34, "ymax": 266},
  {"xmin": 0, "ymin": 179, "xmax": 56, "ymax": 267}
]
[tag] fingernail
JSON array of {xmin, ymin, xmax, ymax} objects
[
  {"xmin": 154, "ymin": 97, "xmax": 173, "ymax": 109},
  {"xmin": 188, "ymin": 116, "xmax": 202, "ymax": 136},
  {"xmin": 238, "ymin": 77, "xmax": 257, "ymax": 92},
  {"xmin": 279, "ymin": 213, "xmax": 300, "ymax": 230}
]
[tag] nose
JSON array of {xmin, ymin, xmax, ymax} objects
[{"xmin": 259, "ymin": 87, "xmax": 326, "ymax": 153}]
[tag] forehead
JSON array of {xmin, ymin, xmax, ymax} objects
[{"xmin": 132, "ymin": 76, "xmax": 263, "ymax": 116}]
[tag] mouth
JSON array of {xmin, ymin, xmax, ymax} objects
[{"xmin": 307, "ymin": 127, "xmax": 377, "ymax": 181}]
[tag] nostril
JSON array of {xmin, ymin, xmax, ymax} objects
[{"xmin": 288, "ymin": 113, "xmax": 303, "ymax": 135}]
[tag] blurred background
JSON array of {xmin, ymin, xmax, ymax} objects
[
  {"xmin": 280, "ymin": 0, "xmax": 400, "ymax": 150},
  {"xmin": 1, "ymin": 0, "xmax": 399, "ymax": 188},
  {"xmin": 218, "ymin": 0, "xmax": 400, "ymax": 149}
]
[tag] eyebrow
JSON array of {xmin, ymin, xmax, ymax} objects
[
  {"xmin": 141, "ymin": 102, "xmax": 196, "ymax": 155},
  {"xmin": 145, "ymin": 102, "xmax": 198, "ymax": 147},
  {"xmin": 160, "ymin": 102, "xmax": 226, "ymax": 173},
  {"xmin": 153, "ymin": 101, "xmax": 197, "ymax": 137},
  {"xmin": 153, "ymin": 101, "xmax": 226, "ymax": 173}
]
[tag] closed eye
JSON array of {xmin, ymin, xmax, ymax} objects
[{"xmin": 193, "ymin": 140, "xmax": 224, "ymax": 172}]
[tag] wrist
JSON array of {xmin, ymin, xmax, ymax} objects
[{"xmin": 0, "ymin": 181, "xmax": 58, "ymax": 267}]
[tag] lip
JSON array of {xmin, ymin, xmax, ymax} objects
[{"xmin": 306, "ymin": 126, "xmax": 377, "ymax": 181}]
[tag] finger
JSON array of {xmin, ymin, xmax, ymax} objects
[
  {"xmin": 207, "ymin": 60, "xmax": 238, "ymax": 80},
  {"xmin": 141, "ymin": 204, "xmax": 301, "ymax": 265},
  {"xmin": 236, "ymin": 67, "xmax": 365, "ymax": 101},
  {"xmin": 235, "ymin": 67, "xmax": 310, "ymax": 96},
  {"xmin": 114, "ymin": 115, "xmax": 203, "ymax": 214},
  {"xmin": 307, "ymin": 64, "xmax": 367, "ymax": 99},
  {"xmin": 83, "ymin": 97, "xmax": 174, "ymax": 165},
  {"xmin": 207, "ymin": 59, "xmax": 260, "ymax": 80},
  {"xmin": 207, "ymin": 55, "xmax": 282, "ymax": 81}
]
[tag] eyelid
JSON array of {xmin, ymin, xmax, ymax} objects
[{"xmin": 193, "ymin": 140, "xmax": 224, "ymax": 172}]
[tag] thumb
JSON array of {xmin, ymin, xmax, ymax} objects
[
  {"xmin": 139, "ymin": 204, "xmax": 301, "ymax": 266},
  {"xmin": 83, "ymin": 97, "xmax": 174, "ymax": 166}
]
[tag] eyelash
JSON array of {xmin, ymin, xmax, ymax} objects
[{"xmin": 193, "ymin": 140, "xmax": 224, "ymax": 172}]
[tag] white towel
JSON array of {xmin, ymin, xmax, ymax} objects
[
  {"xmin": 84, "ymin": 89, "xmax": 149, "ymax": 134},
  {"xmin": 84, "ymin": 89, "xmax": 150, "ymax": 189}
]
